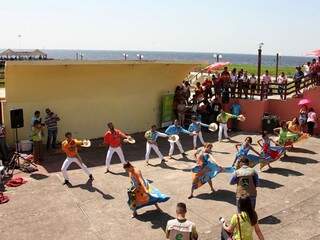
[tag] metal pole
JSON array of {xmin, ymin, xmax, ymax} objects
[
  {"xmin": 257, "ymin": 48, "xmax": 262, "ymax": 84},
  {"xmin": 275, "ymin": 53, "xmax": 279, "ymax": 81},
  {"xmin": 217, "ymin": 55, "xmax": 219, "ymax": 62}
]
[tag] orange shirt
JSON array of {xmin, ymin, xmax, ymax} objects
[
  {"xmin": 104, "ymin": 129, "xmax": 126, "ymax": 148},
  {"xmin": 62, "ymin": 139, "xmax": 82, "ymax": 157}
]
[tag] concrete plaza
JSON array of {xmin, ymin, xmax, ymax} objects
[{"xmin": 1, "ymin": 131, "xmax": 320, "ymax": 240}]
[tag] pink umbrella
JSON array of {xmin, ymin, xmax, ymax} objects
[
  {"xmin": 205, "ymin": 62, "xmax": 230, "ymax": 72},
  {"xmin": 298, "ymin": 98, "xmax": 311, "ymax": 106},
  {"xmin": 305, "ymin": 49, "xmax": 320, "ymax": 57}
]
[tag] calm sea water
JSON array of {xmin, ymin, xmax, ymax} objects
[{"xmin": 4, "ymin": 49, "xmax": 314, "ymax": 67}]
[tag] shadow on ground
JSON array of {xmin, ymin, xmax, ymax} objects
[
  {"xmin": 258, "ymin": 215, "xmax": 281, "ymax": 225},
  {"xmin": 264, "ymin": 167, "xmax": 303, "ymax": 177},
  {"xmin": 281, "ymin": 155, "xmax": 318, "ymax": 165},
  {"xmin": 259, "ymin": 178, "xmax": 284, "ymax": 189},
  {"xmin": 136, "ymin": 210, "xmax": 174, "ymax": 231},
  {"xmin": 68, "ymin": 179, "xmax": 114, "ymax": 200},
  {"xmin": 196, "ymin": 189, "xmax": 236, "ymax": 205},
  {"xmin": 290, "ymin": 147, "xmax": 317, "ymax": 155}
]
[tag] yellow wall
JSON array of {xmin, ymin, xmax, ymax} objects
[{"xmin": 4, "ymin": 60, "xmax": 200, "ymax": 143}]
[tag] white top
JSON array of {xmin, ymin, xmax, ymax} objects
[
  {"xmin": 277, "ymin": 75, "xmax": 287, "ymax": 84},
  {"xmin": 166, "ymin": 219, "xmax": 197, "ymax": 240},
  {"xmin": 249, "ymin": 76, "xmax": 257, "ymax": 84},
  {"xmin": 262, "ymin": 75, "xmax": 271, "ymax": 84},
  {"xmin": 307, "ymin": 112, "xmax": 317, "ymax": 123}
]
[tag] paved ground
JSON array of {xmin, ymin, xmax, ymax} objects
[{"xmin": 1, "ymin": 131, "xmax": 320, "ymax": 240}]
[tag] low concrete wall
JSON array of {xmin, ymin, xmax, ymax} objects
[{"xmin": 227, "ymin": 86, "xmax": 320, "ymax": 134}]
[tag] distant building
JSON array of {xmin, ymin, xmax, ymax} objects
[{"xmin": 0, "ymin": 49, "xmax": 48, "ymax": 60}]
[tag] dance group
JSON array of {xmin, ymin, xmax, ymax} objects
[{"xmin": 60, "ymin": 111, "xmax": 310, "ymax": 218}]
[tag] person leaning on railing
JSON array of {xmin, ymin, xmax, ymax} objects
[{"xmin": 277, "ymin": 72, "xmax": 287, "ymax": 100}]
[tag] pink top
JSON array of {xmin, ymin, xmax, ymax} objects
[{"xmin": 307, "ymin": 112, "xmax": 317, "ymax": 123}]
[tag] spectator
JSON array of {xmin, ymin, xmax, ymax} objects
[
  {"xmin": 0, "ymin": 124, "xmax": 9, "ymax": 163},
  {"xmin": 230, "ymin": 68, "xmax": 237, "ymax": 98},
  {"xmin": 242, "ymin": 71, "xmax": 249, "ymax": 99},
  {"xmin": 293, "ymin": 66, "xmax": 304, "ymax": 96},
  {"xmin": 220, "ymin": 67, "xmax": 231, "ymax": 102},
  {"xmin": 166, "ymin": 202, "xmax": 198, "ymax": 240},
  {"xmin": 212, "ymin": 73, "xmax": 221, "ymax": 98},
  {"xmin": 298, "ymin": 105, "xmax": 308, "ymax": 132},
  {"xmin": 307, "ymin": 107, "xmax": 317, "ymax": 135},
  {"xmin": 210, "ymin": 97, "xmax": 222, "ymax": 123},
  {"xmin": 177, "ymin": 99, "xmax": 187, "ymax": 127},
  {"xmin": 277, "ymin": 72, "xmax": 287, "ymax": 100},
  {"xmin": 182, "ymin": 81, "xmax": 191, "ymax": 102},
  {"xmin": 195, "ymin": 82, "xmax": 204, "ymax": 101},
  {"xmin": 31, "ymin": 120, "xmax": 44, "ymax": 163},
  {"xmin": 44, "ymin": 108, "xmax": 60, "ymax": 150},
  {"xmin": 31, "ymin": 110, "xmax": 41, "ymax": 127},
  {"xmin": 202, "ymin": 77, "xmax": 213, "ymax": 98},
  {"xmin": 262, "ymin": 70, "xmax": 271, "ymax": 99},
  {"xmin": 230, "ymin": 157, "xmax": 259, "ymax": 210},
  {"xmin": 220, "ymin": 196, "xmax": 265, "ymax": 240},
  {"xmin": 173, "ymin": 86, "xmax": 184, "ymax": 119},
  {"xmin": 249, "ymin": 74, "xmax": 257, "ymax": 99},
  {"xmin": 237, "ymin": 69, "xmax": 244, "ymax": 98},
  {"xmin": 230, "ymin": 100, "xmax": 241, "ymax": 132},
  {"xmin": 303, "ymin": 62, "xmax": 311, "ymax": 76}
]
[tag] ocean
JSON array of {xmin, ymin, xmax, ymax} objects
[{"xmin": 3, "ymin": 49, "xmax": 314, "ymax": 67}]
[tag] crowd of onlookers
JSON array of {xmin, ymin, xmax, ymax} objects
[{"xmin": 173, "ymin": 57, "xmax": 320, "ymax": 128}]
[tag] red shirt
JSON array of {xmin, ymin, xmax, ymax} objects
[{"xmin": 104, "ymin": 129, "xmax": 126, "ymax": 148}]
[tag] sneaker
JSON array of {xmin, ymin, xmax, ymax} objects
[
  {"xmin": 63, "ymin": 179, "xmax": 70, "ymax": 185},
  {"xmin": 89, "ymin": 174, "xmax": 94, "ymax": 181}
]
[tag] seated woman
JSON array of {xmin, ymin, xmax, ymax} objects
[
  {"xmin": 124, "ymin": 162, "xmax": 169, "ymax": 217},
  {"xmin": 220, "ymin": 196, "xmax": 265, "ymax": 240},
  {"xmin": 233, "ymin": 137, "xmax": 261, "ymax": 168},
  {"xmin": 188, "ymin": 143, "xmax": 232, "ymax": 199},
  {"xmin": 257, "ymin": 131, "xmax": 286, "ymax": 170},
  {"xmin": 274, "ymin": 120, "xmax": 308, "ymax": 150}
]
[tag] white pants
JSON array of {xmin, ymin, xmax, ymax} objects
[
  {"xmin": 218, "ymin": 123, "xmax": 229, "ymax": 141},
  {"xmin": 169, "ymin": 140, "xmax": 184, "ymax": 156},
  {"xmin": 193, "ymin": 131, "xmax": 205, "ymax": 148},
  {"xmin": 105, "ymin": 146, "xmax": 127, "ymax": 169},
  {"xmin": 145, "ymin": 142, "xmax": 164, "ymax": 161},
  {"xmin": 61, "ymin": 157, "xmax": 91, "ymax": 181}
]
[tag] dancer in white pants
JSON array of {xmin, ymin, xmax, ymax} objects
[
  {"xmin": 165, "ymin": 119, "xmax": 193, "ymax": 158},
  {"xmin": 217, "ymin": 109, "xmax": 238, "ymax": 141},
  {"xmin": 145, "ymin": 125, "xmax": 168, "ymax": 165},
  {"xmin": 61, "ymin": 132, "xmax": 93, "ymax": 185},
  {"xmin": 188, "ymin": 115, "xmax": 209, "ymax": 149},
  {"xmin": 104, "ymin": 122, "xmax": 130, "ymax": 173}
]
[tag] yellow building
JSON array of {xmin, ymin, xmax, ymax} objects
[{"xmin": 3, "ymin": 60, "xmax": 200, "ymax": 143}]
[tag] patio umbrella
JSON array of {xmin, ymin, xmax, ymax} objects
[
  {"xmin": 305, "ymin": 49, "xmax": 320, "ymax": 57},
  {"xmin": 298, "ymin": 98, "xmax": 311, "ymax": 106},
  {"xmin": 205, "ymin": 62, "xmax": 230, "ymax": 72}
]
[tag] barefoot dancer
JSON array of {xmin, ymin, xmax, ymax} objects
[
  {"xmin": 61, "ymin": 132, "xmax": 93, "ymax": 185},
  {"xmin": 124, "ymin": 162, "xmax": 169, "ymax": 217},
  {"xmin": 233, "ymin": 137, "xmax": 260, "ymax": 168}
]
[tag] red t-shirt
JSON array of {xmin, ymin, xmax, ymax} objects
[{"xmin": 104, "ymin": 129, "xmax": 126, "ymax": 148}]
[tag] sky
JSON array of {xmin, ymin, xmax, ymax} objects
[{"xmin": 0, "ymin": 0, "xmax": 319, "ymax": 56}]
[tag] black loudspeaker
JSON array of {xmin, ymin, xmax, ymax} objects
[{"xmin": 10, "ymin": 109, "xmax": 24, "ymax": 129}]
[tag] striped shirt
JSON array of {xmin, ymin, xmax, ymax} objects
[{"xmin": 45, "ymin": 113, "xmax": 59, "ymax": 130}]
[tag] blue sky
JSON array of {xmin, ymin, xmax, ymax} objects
[{"xmin": 0, "ymin": 0, "xmax": 319, "ymax": 55}]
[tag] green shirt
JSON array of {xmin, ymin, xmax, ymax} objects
[
  {"xmin": 230, "ymin": 212, "xmax": 253, "ymax": 240},
  {"xmin": 31, "ymin": 127, "xmax": 42, "ymax": 142},
  {"xmin": 217, "ymin": 112, "xmax": 237, "ymax": 124}
]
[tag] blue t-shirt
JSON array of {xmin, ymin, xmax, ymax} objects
[{"xmin": 231, "ymin": 104, "xmax": 241, "ymax": 116}]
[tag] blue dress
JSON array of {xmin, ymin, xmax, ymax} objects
[{"xmin": 235, "ymin": 144, "xmax": 260, "ymax": 165}]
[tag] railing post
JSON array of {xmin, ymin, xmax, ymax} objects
[{"xmin": 284, "ymin": 82, "xmax": 287, "ymax": 100}]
